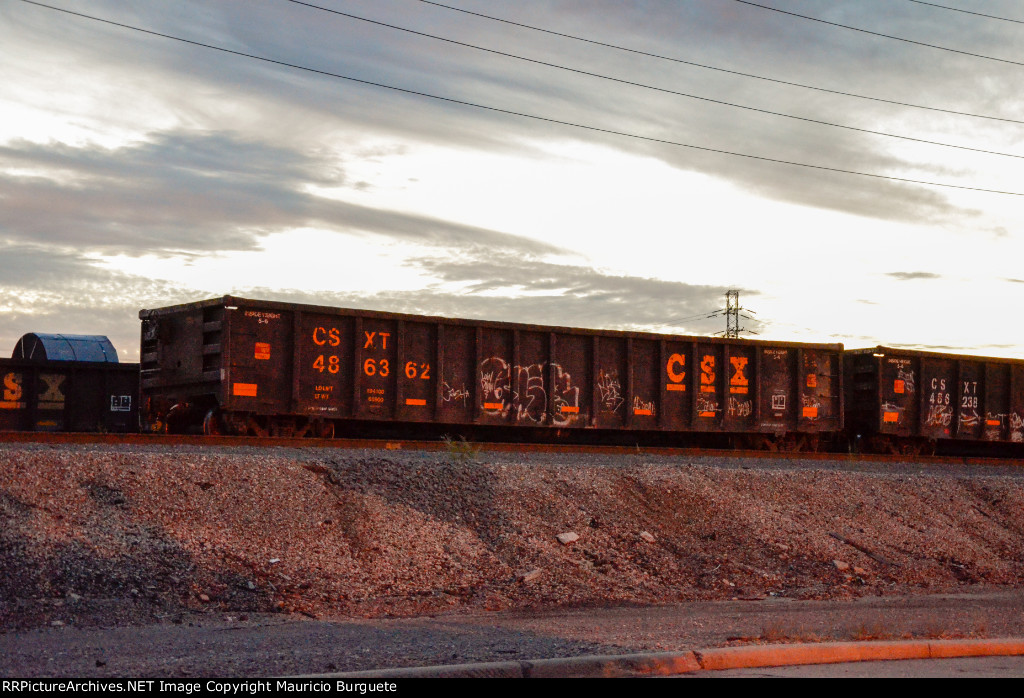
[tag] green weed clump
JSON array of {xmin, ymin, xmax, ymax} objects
[{"xmin": 441, "ymin": 434, "xmax": 480, "ymax": 463}]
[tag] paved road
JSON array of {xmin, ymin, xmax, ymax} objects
[{"xmin": 3, "ymin": 589, "xmax": 1024, "ymax": 677}]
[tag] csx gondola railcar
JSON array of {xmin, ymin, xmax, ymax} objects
[
  {"xmin": 139, "ymin": 296, "xmax": 843, "ymax": 447},
  {"xmin": 845, "ymin": 346, "xmax": 1024, "ymax": 454}
]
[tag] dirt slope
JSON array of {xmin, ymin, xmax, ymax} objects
[{"xmin": 1, "ymin": 444, "xmax": 1022, "ymax": 630}]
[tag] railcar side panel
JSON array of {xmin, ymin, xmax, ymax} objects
[
  {"xmin": 759, "ymin": 347, "xmax": 795, "ymax": 433},
  {"xmin": 225, "ymin": 306, "xmax": 294, "ymax": 416},
  {"xmin": 920, "ymin": 358, "xmax": 956, "ymax": 440},
  {"xmin": 956, "ymin": 361, "xmax": 983, "ymax": 441},
  {"xmin": 693, "ymin": 343, "xmax": 723, "ymax": 430},
  {"xmin": 478, "ymin": 327, "xmax": 513, "ymax": 425},
  {"xmin": 438, "ymin": 324, "xmax": 474, "ymax": 424},
  {"xmin": 396, "ymin": 320, "xmax": 437, "ymax": 423},
  {"xmin": 594, "ymin": 336, "xmax": 628, "ymax": 429},
  {"xmin": 551, "ymin": 332, "xmax": 589, "ymax": 429},
  {"xmin": 1012, "ymin": 365, "xmax": 1024, "ymax": 443},
  {"xmin": 724, "ymin": 344, "xmax": 755, "ymax": 431},
  {"xmin": 297, "ymin": 312, "xmax": 354, "ymax": 420},
  {"xmin": 661, "ymin": 339, "xmax": 692, "ymax": 432},
  {"xmin": 0, "ymin": 360, "xmax": 138, "ymax": 432},
  {"xmin": 983, "ymin": 363, "xmax": 1009, "ymax": 442},
  {"xmin": 629, "ymin": 339, "xmax": 659, "ymax": 430}
]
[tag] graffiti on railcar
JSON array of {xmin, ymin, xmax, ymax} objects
[
  {"xmin": 596, "ymin": 370, "xmax": 624, "ymax": 413},
  {"xmin": 478, "ymin": 357, "xmax": 581, "ymax": 425},
  {"xmin": 632, "ymin": 396, "xmax": 655, "ymax": 417},
  {"xmin": 441, "ymin": 380, "xmax": 469, "ymax": 404},
  {"xmin": 727, "ymin": 396, "xmax": 752, "ymax": 418},
  {"xmin": 959, "ymin": 379, "xmax": 981, "ymax": 428},
  {"xmin": 1010, "ymin": 413, "xmax": 1024, "ymax": 442},
  {"xmin": 984, "ymin": 412, "xmax": 1007, "ymax": 440},
  {"xmin": 696, "ymin": 394, "xmax": 718, "ymax": 418},
  {"xmin": 896, "ymin": 367, "xmax": 916, "ymax": 394},
  {"xmin": 925, "ymin": 403, "xmax": 953, "ymax": 429},
  {"xmin": 801, "ymin": 394, "xmax": 821, "ymax": 420},
  {"xmin": 480, "ymin": 357, "xmax": 511, "ymax": 413}
]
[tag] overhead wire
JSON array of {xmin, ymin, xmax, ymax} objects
[
  {"xmin": 14, "ymin": 0, "xmax": 1024, "ymax": 197},
  {"xmin": 283, "ymin": 0, "xmax": 1024, "ymax": 160},
  {"xmin": 904, "ymin": 0, "xmax": 1024, "ymax": 25},
  {"xmin": 415, "ymin": 0, "xmax": 1024, "ymax": 125},
  {"xmin": 731, "ymin": 0, "xmax": 1024, "ymax": 67}
]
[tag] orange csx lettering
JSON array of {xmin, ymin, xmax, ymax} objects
[
  {"xmin": 3, "ymin": 372, "xmax": 22, "ymax": 401},
  {"xmin": 313, "ymin": 327, "xmax": 341, "ymax": 347},
  {"xmin": 700, "ymin": 355, "xmax": 715, "ymax": 385},
  {"xmin": 666, "ymin": 353, "xmax": 686, "ymax": 383},
  {"xmin": 730, "ymin": 357, "xmax": 749, "ymax": 386},
  {"xmin": 364, "ymin": 331, "xmax": 390, "ymax": 350}
]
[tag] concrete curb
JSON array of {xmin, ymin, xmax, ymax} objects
[{"xmin": 317, "ymin": 637, "xmax": 1024, "ymax": 678}]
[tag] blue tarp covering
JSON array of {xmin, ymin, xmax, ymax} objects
[{"xmin": 12, "ymin": 333, "xmax": 120, "ymax": 363}]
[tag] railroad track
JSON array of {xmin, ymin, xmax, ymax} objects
[{"xmin": 2, "ymin": 431, "xmax": 1023, "ymax": 468}]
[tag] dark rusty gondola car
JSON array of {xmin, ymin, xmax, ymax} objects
[
  {"xmin": 845, "ymin": 346, "xmax": 1024, "ymax": 455},
  {"xmin": 0, "ymin": 334, "xmax": 139, "ymax": 432},
  {"xmin": 139, "ymin": 296, "xmax": 843, "ymax": 447}
]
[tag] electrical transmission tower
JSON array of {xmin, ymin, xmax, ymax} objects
[{"xmin": 719, "ymin": 290, "xmax": 757, "ymax": 338}]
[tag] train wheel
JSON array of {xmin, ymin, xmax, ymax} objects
[{"xmin": 202, "ymin": 409, "xmax": 224, "ymax": 436}]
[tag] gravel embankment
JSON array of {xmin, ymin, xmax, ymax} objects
[{"xmin": 1, "ymin": 443, "xmax": 1023, "ymax": 631}]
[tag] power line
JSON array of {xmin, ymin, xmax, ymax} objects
[
  {"xmin": 416, "ymin": 0, "xmax": 1024, "ymax": 125},
  {"xmin": 905, "ymin": 0, "xmax": 1024, "ymax": 25},
  {"xmin": 732, "ymin": 0, "xmax": 1024, "ymax": 67},
  {"xmin": 14, "ymin": 0, "xmax": 1024, "ymax": 197},
  {"xmin": 284, "ymin": 0, "xmax": 1024, "ymax": 160}
]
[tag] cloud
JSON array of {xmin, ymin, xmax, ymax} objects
[
  {"xmin": 239, "ymin": 251, "xmax": 747, "ymax": 335},
  {"xmin": 0, "ymin": 132, "xmax": 567, "ymax": 257},
  {"xmin": 886, "ymin": 272, "xmax": 941, "ymax": 281},
  {"xmin": 6, "ymin": 0, "xmax": 1013, "ymax": 227},
  {"xmin": 0, "ymin": 243, "xmax": 193, "ymax": 357}
]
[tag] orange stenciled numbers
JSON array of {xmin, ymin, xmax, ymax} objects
[
  {"xmin": 404, "ymin": 361, "xmax": 431, "ymax": 380},
  {"xmin": 313, "ymin": 355, "xmax": 340, "ymax": 373},
  {"xmin": 364, "ymin": 359, "xmax": 390, "ymax": 377}
]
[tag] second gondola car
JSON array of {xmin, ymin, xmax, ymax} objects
[{"xmin": 139, "ymin": 296, "xmax": 843, "ymax": 448}]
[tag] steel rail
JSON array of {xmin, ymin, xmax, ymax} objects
[{"xmin": 1, "ymin": 431, "xmax": 1022, "ymax": 468}]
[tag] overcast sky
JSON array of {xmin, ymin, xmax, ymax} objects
[{"xmin": 2, "ymin": 0, "xmax": 1023, "ymax": 359}]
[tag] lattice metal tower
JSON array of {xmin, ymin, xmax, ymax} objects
[{"xmin": 725, "ymin": 290, "xmax": 741, "ymax": 338}]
